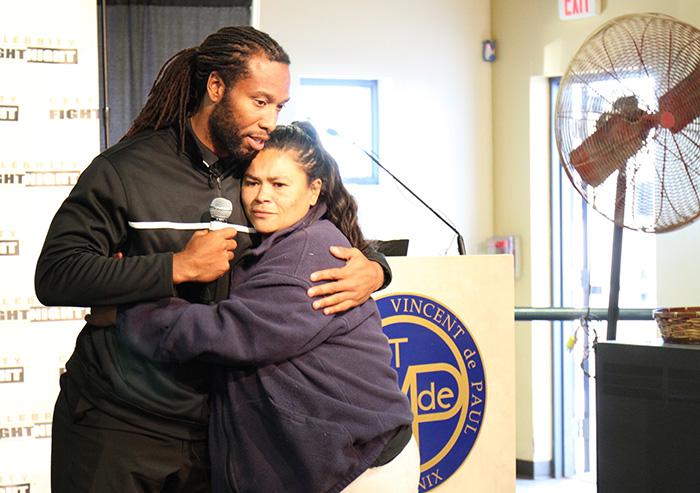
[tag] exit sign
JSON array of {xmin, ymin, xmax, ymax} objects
[{"xmin": 558, "ymin": 0, "xmax": 601, "ymax": 20}]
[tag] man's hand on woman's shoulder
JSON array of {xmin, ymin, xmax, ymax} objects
[{"xmin": 307, "ymin": 246, "xmax": 384, "ymax": 315}]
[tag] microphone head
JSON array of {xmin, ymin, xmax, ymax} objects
[{"xmin": 209, "ymin": 197, "xmax": 233, "ymax": 221}]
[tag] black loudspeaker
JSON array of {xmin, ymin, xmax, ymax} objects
[{"xmin": 595, "ymin": 341, "xmax": 700, "ymax": 493}]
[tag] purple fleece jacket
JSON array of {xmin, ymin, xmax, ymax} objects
[{"xmin": 117, "ymin": 203, "xmax": 413, "ymax": 493}]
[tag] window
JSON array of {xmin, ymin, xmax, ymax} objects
[
  {"xmin": 296, "ymin": 78, "xmax": 379, "ymax": 184},
  {"xmin": 550, "ymin": 76, "xmax": 658, "ymax": 480}
]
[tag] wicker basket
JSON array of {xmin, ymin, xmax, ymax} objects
[{"xmin": 653, "ymin": 307, "xmax": 700, "ymax": 344}]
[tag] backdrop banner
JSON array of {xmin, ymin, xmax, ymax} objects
[{"xmin": 0, "ymin": 1, "xmax": 99, "ymax": 490}]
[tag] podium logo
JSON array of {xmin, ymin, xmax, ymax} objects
[{"xmin": 377, "ymin": 294, "xmax": 486, "ymax": 492}]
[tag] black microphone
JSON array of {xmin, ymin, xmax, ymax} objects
[
  {"xmin": 326, "ymin": 128, "xmax": 466, "ymax": 255},
  {"xmin": 204, "ymin": 197, "xmax": 234, "ymax": 303}
]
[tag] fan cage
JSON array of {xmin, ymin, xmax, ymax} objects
[{"xmin": 555, "ymin": 13, "xmax": 700, "ymax": 233}]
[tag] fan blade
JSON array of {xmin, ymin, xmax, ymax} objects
[
  {"xmin": 569, "ymin": 113, "xmax": 653, "ymax": 187},
  {"xmin": 658, "ymin": 63, "xmax": 700, "ymax": 133}
]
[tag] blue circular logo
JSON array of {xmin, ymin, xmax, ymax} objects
[{"xmin": 377, "ymin": 294, "xmax": 486, "ymax": 491}]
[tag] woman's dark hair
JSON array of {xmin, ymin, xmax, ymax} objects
[
  {"xmin": 264, "ymin": 121, "xmax": 368, "ymax": 251},
  {"xmin": 123, "ymin": 26, "xmax": 289, "ymax": 143}
]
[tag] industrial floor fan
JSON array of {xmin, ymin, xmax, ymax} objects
[{"xmin": 555, "ymin": 12, "xmax": 700, "ymax": 339}]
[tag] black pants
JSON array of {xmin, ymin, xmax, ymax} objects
[{"xmin": 51, "ymin": 389, "xmax": 210, "ymax": 493}]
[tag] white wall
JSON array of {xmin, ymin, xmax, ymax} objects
[{"xmin": 257, "ymin": 0, "xmax": 493, "ymax": 256}]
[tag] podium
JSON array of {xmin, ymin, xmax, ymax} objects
[{"xmin": 374, "ymin": 255, "xmax": 515, "ymax": 492}]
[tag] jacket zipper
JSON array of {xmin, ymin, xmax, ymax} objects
[{"xmin": 204, "ymin": 160, "xmax": 223, "ymax": 194}]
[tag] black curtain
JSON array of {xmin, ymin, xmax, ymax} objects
[{"xmin": 97, "ymin": 0, "xmax": 251, "ymax": 148}]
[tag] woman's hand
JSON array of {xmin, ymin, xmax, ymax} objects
[{"xmin": 307, "ymin": 246, "xmax": 384, "ymax": 315}]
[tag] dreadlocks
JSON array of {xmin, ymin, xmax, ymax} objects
[{"xmin": 123, "ymin": 26, "xmax": 289, "ymax": 145}]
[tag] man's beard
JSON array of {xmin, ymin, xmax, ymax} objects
[{"xmin": 209, "ymin": 93, "xmax": 254, "ymax": 162}]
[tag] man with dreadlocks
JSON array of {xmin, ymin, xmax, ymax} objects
[{"xmin": 35, "ymin": 26, "xmax": 391, "ymax": 492}]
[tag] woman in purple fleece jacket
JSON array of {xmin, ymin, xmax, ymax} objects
[{"xmin": 118, "ymin": 122, "xmax": 418, "ymax": 493}]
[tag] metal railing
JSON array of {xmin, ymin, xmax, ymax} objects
[{"xmin": 514, "ymin": 307, "xmax": 654, "ymax": 322}]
